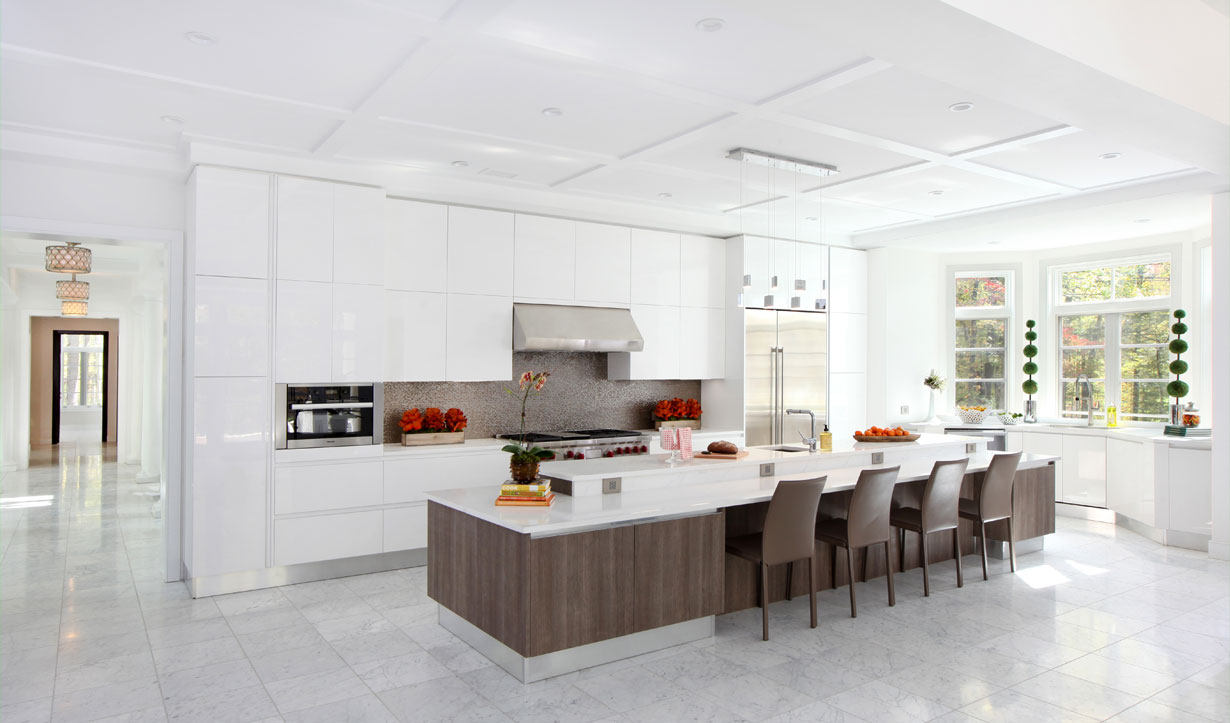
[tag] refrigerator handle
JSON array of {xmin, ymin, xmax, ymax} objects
[
  {"xmin": 776, "ymin": 347, "xmax": 785, "ymax": 443},
  {"xmin": 769, "ymin": 346, "xmax": 778, "ymax": 444}
]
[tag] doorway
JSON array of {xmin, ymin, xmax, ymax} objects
[{"xmin": 52, "ymin": 331, "xmax": 109, "ymax": 445}]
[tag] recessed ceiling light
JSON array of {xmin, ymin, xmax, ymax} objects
[
  {"xmin": 928, "ymin": 190, "xmax": 945, "ymax": 196},
  {"xmin": 948, "ymin": 102, "xmax": 975, "ymax": 113},
  {"xmin": 695, "ymin": 17, "xmax": 726, "ymax": 32},
  {"xmin": 805, "ymin": 216, "xmax": 818, "ymax": 221},
  {"xmin": 451, "ymin": 160, "xmax": 470, "ymax": 168},
  {"xmin": 1134, "ymin": 218, "xmax": 1152, "ymax": 223},
  {"xmin": 160, "ymin": 115, "xmax": 184, "ymax": 125},
  {"xmin": 658, "ymin": 192, "xmax": 673, "ymax": 199},
  {"xmin": 541, "ymin": 107, "xmax": 563, "ymax": 117},
  {"xmin": 1098, "ymin": 152, "xmax": 1122, "ymax": 160},
  {"xmin": 988, "ymin": 240, "xmax": 1001, "ymax": 245},
  {"xmin": 184, "ymin": 31, "xmax": 216, "ymax": 45}
]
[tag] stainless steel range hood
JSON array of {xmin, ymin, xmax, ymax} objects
[{"xmin": 512, "ymin": 303, "xmax": 644, "ymax": 352}]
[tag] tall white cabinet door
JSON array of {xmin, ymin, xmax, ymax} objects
[
  {"xmin": 680, "ymin": 235, "xmax": 726, "ymax": 309},
  {"xmin": 1061, "ymin": 435, "xmax": 1106, "ymax": 507},
  {"xmin": 276, "ymin": 176, "xmax": 334, "ymax": 283},
  {"xmin": 385, "ymin": 291, "xmax": 447, "ymax": 382},
  {"xmin": 828, "ymin": 372, "xmax": 867, "ymax": 439},
  {"xmin": 609, "ymin": 305, "xmax": 679, "ymax": 380},
  {"xmin": 575, "ymin": 222, "xmax": 630, "ymax": 305},
  {"xmin": 829, "ymin": 312, "xmax": 867, "ymax": 374},
  {"xmin": 1022, "ymin": 432, "xmax": 1065, "ymax": 501},
  {"xmin": 796, "ymin": 242, "xmax": 828, "ymax": 310},
  {"xmin": 194, "ymin": 276, "xmax": 269, "ymax": 377},
  {"xmin": 828, "ymin": 246, "xmax": 867, "ymax": 314},
  {"xmin": 679, "ymin": 307, "xmax": 724, "ymax": 379},
  {"xmin": 630, "ymin": 230, "xmax": 680, "ymax": 306},
  {"xmin": 192, "ymin": 377, "xmax": 268, "ymax": 577},
  {"xmin": 385, "ymin": 199, "xmax": 447, "ymax": 293},
  {"xmin": 333, "ymin": 283, "xmax": 385, "ymax": 382},
  {"xmin": 447, "ymin": 207, "xmax": 513, "ymax": 296},
  {"xmin": 332, "ymin": 184, "xmax": 385, "ymax": 286},
  {"xmin": 514, "ymin": 215, "xmax": 575, "ymax": 300},
  {"xmin": 192, "ymin": 167, "xmax": 270, "ymax": 279},
  {"xmin": 446, "ymin": 294, "xmax": 512, "ymax": 381},
  {"xmin": 275, "ymin": 281, "xmax": 332, "ymax": 382}
]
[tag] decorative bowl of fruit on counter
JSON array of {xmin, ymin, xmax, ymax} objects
[
  {"xmin": 956, "ymin": 406, "xmax": 987, "ymax": 424},
  {"xmin": 853, "ymin": 426, "xmax": 920, "ymax": 442}
]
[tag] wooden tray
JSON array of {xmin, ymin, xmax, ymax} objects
[
  {"xmin": 853, "ymin": 434, "xmax": 920, "ymax": 443},
  {"xmin": 695, "ymin": 449, "xmax": 749, "ymax": 460}
]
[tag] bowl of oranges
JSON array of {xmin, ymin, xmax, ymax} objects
[
  {"xmin": 956, "ymin": 406, "xmax": 988, "ymax": 424},
  {"xmin": 853, "ymin": 426, "xmax": 920, "ymax": 442}
]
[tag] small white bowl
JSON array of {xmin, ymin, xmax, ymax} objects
[
  {"xmin": 999, "ymin": 414, "xmax": 1021, "ymax": 426},
  {"xmin": 957, "ymin": 408, "xmax": 986, "ymax": 424}
]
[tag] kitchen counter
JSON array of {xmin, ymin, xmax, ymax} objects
[{"xmin": 909, "ymin": 421, "xmax": 1211, "ymax": 450}]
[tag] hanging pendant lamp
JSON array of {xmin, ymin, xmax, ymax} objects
[
  {"xmin": 61, "ymin": 300, "xmax": 88, "ymax": 316},
  {"xmin": 45, "ymin": 242, "xmax": 92, "ymax": 274},
  {"xmin": 56, "ymin": 274, "xmax": 90, "ymax": 301}
]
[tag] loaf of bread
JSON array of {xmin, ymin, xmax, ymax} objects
[{"xmin": 707, "ymin": 440, "xmax": 738, "ymax": 455}]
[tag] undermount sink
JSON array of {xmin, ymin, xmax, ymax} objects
[{"xmin": 767, "ymin": 445, "xmax": 810, "ymax": 453}]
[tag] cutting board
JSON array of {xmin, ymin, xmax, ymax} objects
[{"xmin": 695, "ymin": 449, "xmax": 749, "ymax": 460}]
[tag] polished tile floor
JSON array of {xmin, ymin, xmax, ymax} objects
[{"xmin": 2, "ymin": 443, "xmax": 1228, "ymax": 722}]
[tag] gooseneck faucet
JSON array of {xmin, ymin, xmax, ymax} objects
[
  {"xmin": 786, "ymin": 409, "xmax": 818, "ymax": 452},
  {"xmin": 1074, "ymin": 373, "xmax": 1096, "ymax": 426}
]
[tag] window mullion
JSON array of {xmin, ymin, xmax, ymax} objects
[{"xmin": 1106, "ymin": 312, "xmax": 1121, "ymax": 414}]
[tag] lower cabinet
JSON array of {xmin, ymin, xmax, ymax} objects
[
  {"xmin": 1169, "ymin": 448, "xmax": 1212, "ymax": 536},
  {"xmin": 274, "ymin": 510, "xmax": 383, "ymax": 567},
  {"xmin": 274, "ymin": 460, "xmax": 382, "ymax": 515},
  {"xmin": 632, "ymin": 514, "xmax": 724, "ymax": 631},
  {"xmin": 384, "ymin": 505, "xmax": 428, "ymax": 552},
  {"xmin": 1061, "ymin": 435, "xmax": 1106, "ymax": 507},
  {"xmin": 1020, "ymin": 432, "xmax": 1064, "ymax": 502},
  {"xmin": 1106, "ymin": 438, "xmax": 1152, "ymax": 525},
  {"xmin": 384, "ymin": 452, "xmax": 508, "ymax": 504}
]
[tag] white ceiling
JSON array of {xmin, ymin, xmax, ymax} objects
[{"xmin": 1, "ymin": 0, "xmax": 1226, "ymax": 249}]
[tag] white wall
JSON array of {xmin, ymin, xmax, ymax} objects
[
  {"xmin": 1, "ymin": 157, "xmax": 183, "ymax": 232},
  {"xmin": 866, "ymin": 248, "xmax": 942, "ymax": 424},
  {"xmin": 1210, "ymin": 192, "xmax": 1228, "ymax": 560}
]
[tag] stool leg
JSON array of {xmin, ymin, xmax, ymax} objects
[
  {"xmin": 921, "ymin": 532, "xmax": 931, "ymax": 597},
  {"xmin": 979, "ymin": 521, "xmax": 989, "ymax": 581},
  {"xmin": 846, "ymin": 546, "xmax": 857, "ymax": 618},
  {"xmin": 785, "ymin": 561, "xmax": 793, "ymax": 602},
  {"xmin": 884, "ymin": 540, "xmax": 895, "ymax": 606},
  {"xmin": 1007, "ymin": 517, "xmax": 1017, "ymax": 572},
  {"xmin": 898, "ymin": 527, "xmax": 905, "ymax": 572},
  {"xmin": 808, "ymin": 556, "xmax": 817, "ymax": 628},
  {"xmin": 953, "ymin": 528, "xmax": 963, "ymax": 588},
  {"xmin": 860, "ymin": 545, "xmax": 868, "ymax": 582},
  {"xmin": 761, "ymin": 563, "xmax": 770, "ymax": 641}
]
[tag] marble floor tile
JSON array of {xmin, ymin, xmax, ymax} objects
[
  {"xmin": 974, "ymin": 631, "xmax": 1086, "ymax": 668},
  {"xmin": 573, "ymin": 665, "xmax": 684, "ymax": 714},
  {"xmin": 696, "ymin": 671, "xmax": 815, "ymax": 720},
  {"xmin": 1188, "ymin": 659, "xmax": 1230, "ymax": 691},
  {"xmin": 888, "ymin": 663, "xmax": 1003, "ymax": 710},
  {"xmin": 157, "ymin": 658, "xmax": 262, "ymax": 705},
  {"xmin": 249, "ymin": 641, "xmax": 349, "ymax": 683},
  {"xmin": 162, "ymin": 683, "xmax": 279, "ymax": 723},
  {"xmin": 51, "ymin": 676, "xmax": 164, "ymax": 723},
  {"xmin": 378, "ymin": 675, "xmax": 510, "ymax": 722},
  {"xmin": 959, "ymin": 689, "xmax": 1098, "ymax": 723},
  {"xmin": 55, "ymin": 650, "xmax": 157, "ymax": 695},
  {"xmin": 0, "ymin": 696, "xmax": 53, "ymax": 723},
  {"xmin": 1105, "ymin": 698, "xmax": 1217, "ymax": 723},
  {"xmin": 1149, "ymin": 679, "xmax": 1230, "ymax": 721},
  {"xmin": 621, "ymin": 692, "xmax": 745, "ymax": 723},
  {"xmin": 352, "ymin": 649, "xmax": 453, "ymax": 692},
  {"xmin": 264, "ymin": 666, "xmax": 372, "ymax": 714},
  {"xmin": 824, "ymin": 679, "xmax": 952, "ymax": 723},
  {"xmin": 1055, "ymin": 653, "xmax": 1182, "ymax": 697},
  {"xmin": 1011, "ymin": 669, "xmax": 1142, "ymax": 719},
  {"xmin": 281, "ymin": 693, "xmax": 399, "ymax": 723},
  {"xmin": 641, "ymin": 648, "xmax": 755, "ymax": 693},
  {"xmin": 150, "ymin": 636, "xmax": 246, "ymax": 675}
]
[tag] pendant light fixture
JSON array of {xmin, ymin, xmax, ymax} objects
[
  {"xmin": 61, "ymin": 300, "xmax": 88, "ymax": 316},
  {"xmin": 56, "ymin": 274, "xmax": 90, "ymax": 301},
  {"xmin": 45, "ymin": 241, "xmax": 92, "ymax": 274}
]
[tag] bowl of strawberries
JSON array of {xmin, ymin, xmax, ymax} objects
[{"xmin": 853, "ymin": 425, "xmax": 920, "ymax": 442}]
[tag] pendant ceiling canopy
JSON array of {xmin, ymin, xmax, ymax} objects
[{"xmin": 45, "ymin": 241, "xmax": 92, "ymax": 274}]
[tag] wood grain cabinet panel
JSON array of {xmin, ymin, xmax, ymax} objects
[{"xmin": 632, "ymin": 513, "xmax": 724, "ymax": 632}]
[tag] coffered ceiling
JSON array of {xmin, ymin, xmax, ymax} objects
[{"xmin": 1, "ymin": 0, "xmax": 1226, "ymax": 248}]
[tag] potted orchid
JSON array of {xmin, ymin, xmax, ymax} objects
[{"xmin": 501, "ymin": 370, "xmax": 554, "ymax": 482}]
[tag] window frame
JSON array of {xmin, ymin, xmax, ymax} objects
[
  {"xmin": 951, "ymin": 269, "xmax": 1014, "ymax": 411},
  {"xmin": 1051, "ymin": 253, "xmax": 1174, "ymax": 312}
]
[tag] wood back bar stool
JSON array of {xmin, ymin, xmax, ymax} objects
[
  {"xmin": 960, "ymin": 451, "xmax": 1023, "ymax": 579},
  {"xmin": 814, "ymin": 466, "xmax": 900, "ymax": 618},
  {"xmin": 889, "ymin": 458, "xmax": 970, "ymax": 596},
  {"xmin": 725, "ymin": 476, "xmax": 828, "ymax": 640}
]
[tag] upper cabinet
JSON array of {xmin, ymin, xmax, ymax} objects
[
  {"xmin": 446, "ymin": 294, "xmax": 512, "ymax": 381},
  {"xmin": 448, "ymin": 207, "xmax": 514, "ymax": 296},
  {"xmin": 194, "ymin": 276, "xmax": 270, "ymax": 378},
  {"xmin": 385, "ymin": 199, "xmax": 447, "ymax": 293},
  {"xmin": 190, "ymin": 167, "xmax": 271, "ymax": 279},
  {"xmin": 332, "ymin": 283, "xmax": 385, "ymax": 382},
  {"xmin": 514, "ymin": 215, "xmax": 575, "ymax": 301},
  {"xmin": 276, "ymin": 177, "xmax": 333, "ymax": 282},
  {"xmin": 575, "ymin": 222, "xmax": 630, "ymax": 306},
  {"xmin": 679, "ymin": 234, "xmax": 726, "ymax": 309},
  {"xmin": 828, "ymin": 246, "xmax": 868, "ymax": 314},
  {"xmin": 274, "ymin": 280, "xmax": 332, "ymax": 383},
  {"xmin": 630, "ymin": 229, "xmax": 680, "ymax": 306},
  {"xmin": 608, "ymin": 304, "xmax": 680, "ymax": 380},
  {"xmin": 385, "ymin": 290, "xmax": 447, "ymax": 382},
  {"xmin": 331, "ymin": 184, "xmax": 385, "ymax": 286}
]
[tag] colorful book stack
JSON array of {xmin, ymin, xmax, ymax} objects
[{"xmin": 495, "ymin": 481, "xmax": 555, "ymax": 507}]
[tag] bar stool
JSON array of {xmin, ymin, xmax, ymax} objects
[
  {"xmin": 814, "ymin": 466, "xmax": 900, "ymax": 618},
  {"xmin": 960, "ymin": 451, "xmax": 1023, "ymax": 579},
  {"xmin": 726, "ymin": 476, "xmax": 827, "ymax": 641},
  {"xmin": 890, "ymin": 458, "xmax": 970, "ymax": 596}
]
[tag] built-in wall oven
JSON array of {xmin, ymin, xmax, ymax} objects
[{"xmin": 275, "ymin": 383, "xmax": 383, "ymax": 449}]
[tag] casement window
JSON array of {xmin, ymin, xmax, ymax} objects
[
  {"xmin": 1052, "ymin": 256, "xmax": 1172, "ymax": 421},
  {"xmin": 953, "ymin": 272, "xmax": 1012, "ymax": 409}
]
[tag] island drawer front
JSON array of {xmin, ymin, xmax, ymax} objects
[
  {"xmin": 274, "ymin": 460, "xmax": 382, "ymax": 515},
  {"xmin": 274, "ymin": 510, "xmax": 383, "ymax": 566},
  {"xmin": 632, "ymin": 512, "xmax": 725, "ymax": 632},
  {"xmin": 384, "ymin": 504, "xmax": 427, "ymax": 552},
  {"xmin": 385, "ymin": 454, "xmax": 508, "ymax": 504}
]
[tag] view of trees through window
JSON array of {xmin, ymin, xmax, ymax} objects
[
  {"xmin": 60, "ymin": 334, "xmax": 103, "ymax": 408},
  {"xmin": 1061, "ymin": 261, "xmax": 1170, "ymax": 304},
  {"xmin": 954, "ymin": 273, "xmax": 1010, "ymax": 409},
  {"xmin": 955, "ymin": 276, "xmax": 1006, "ymax": 308},
  {"xmin": 1058, "ymin": 310, "xmax": 1170, "ymax": 421}
]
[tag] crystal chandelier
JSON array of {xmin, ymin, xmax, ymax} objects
[
  {"xmin": 45, "ymin": 242, "xmax": 92, "ymax": 274},
  {"xmin": 61, "ymin": 300, "xmax": 88, "ymax": 316},
  {"xmin": 56, "ymin": 274, "xmax": 90, "ymax": 301}
]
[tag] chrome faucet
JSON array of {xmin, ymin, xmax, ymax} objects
[
  {"xmin": 787, "ymin": 409, "xmax": 818, "ymax": 452},
  {"xmin": 1074, "ymin": 373, "xmax": 1096, "ymax": 426}
]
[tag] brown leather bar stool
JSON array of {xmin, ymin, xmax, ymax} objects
[
  {"xmin": 960, "ymin": 451, "xmax": 1023, "ymax": 579},
  {"xmin": 726, "ymin": 476, "xmax": 827, "ymax": 641},
  {"xmin": 890, "ymin": 458, "xmax": 970, "ymax": 596},
  {"xmin": 814, "ymin": 466, "xmax": 900, "ymax": 618}
]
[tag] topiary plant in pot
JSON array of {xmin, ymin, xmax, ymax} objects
[
  {"xmin": 1167, "ymin": 310, "xmax": 1189, "ymax": 425},
  {"xmin": 1022, "ymin": 320, "xmax": 1039, "ymax": 422}
]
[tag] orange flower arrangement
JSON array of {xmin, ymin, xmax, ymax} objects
[
  {"xmin": 444, "ymin": 408, "xmax": 468, "ymax": 433},
  {"xmin": 400, "ymin": 407, "xmax": 467, "ymax": 434},
  {"xmin": 398, "ymin": 408, "xmax": 423, "ymax": 433},
  {"xmin": 423, "ymin": 407, "xmax": 445, "ymax": 432},
  {"xmin": 653, "ymin": 397, "xmax": 702, "ymax": 421}
]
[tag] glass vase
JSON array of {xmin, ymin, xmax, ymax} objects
[{"xmin": 1024, "ymin": 399, "xmax": 1037, "ymax": 423}]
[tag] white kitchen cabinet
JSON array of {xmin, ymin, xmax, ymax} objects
[
  {"xmin": 192, "ymin": 377, "xmax": 268, "ymax": 578},
  {"xmin": 276, "ymin": 176, "xmax": 334, "ymax": 283},
  {"xmin": 274, "ymin": 510, "xmax": 383, "ymax": 566},
  {"xmin": 1107, "ymin": 437, "xmax": 1153, "ymax": 525},
  {"xmin": 385, "ymin": 290, "xmax": 447, "ymax": 382},
  {"xmin": 332, "ymin": 183, "xmax": 385, "ymax": 286},
  {"xmin": 274, "ymin": 460, "xmax": 383, "ymax": 515},
  {"xmin": 194, "ymin": 276, "xmax": 269, "ymax": 378},
  {"xmin": 1005, "ymin": 431, "xmax": 1023, "ymax": 453},
  {"xmin": 680, "ymin": 234, "xmax": 726, "ymax": 309},
  {"xmin": 332, "ymin": 283, "xmax": 384, "ymax": 382},
  {"xmin": 275, "ymin": 280, "xmax": 332, "ymax": 383},
  {"xmin": 741, "ymin": 236, "xmax": 803, "ymax": 310},
  {"xmin": 514, "ymin": 214, "xmax": 575, "ymax": 300},
  {"xmin": 385, "ymin": 199, "xmax": 447, "ymax": 293},
  {"xmin": 384, "ymin": 452, "xmax": 509, "ymax": 504},
  {"xmin": 829, "ymin": 311, "xmax": 866, "ymax": 374},
  {"xmin": 1169, "ymin": 448, "xmax": 1212, "ymax": 536},
  {"xmin": 679, "ymin": 306, "xmax": 724, "ymax": 379},
  {"xmin": 446, "ymin": 293, "xmax": 512, "ymax": 381},
  {"xmin": 191, "ymin": 167, "xmax": 270, "ymax": 279},
  {"xmin": 608, "ymin": 304, "xmax": 680, "ymax": 380},
  {"xmin": 574, "ymin": 222, "xmax": 630, "ymax": 305},
  {"xmin": 384, "ymin": 505, "xmax": 428, "ymax": 552},
  {"xmin": 796, "ymin": 241, "xmax": 828, "ymax": 310},
  {"xmin": 1061, "ymin": 434, "xmax": 1106, "ymax": 507},
  {"xmin": 1021, "ymin": 431, "xmax": 1065, "ymax": 502},
  {"xmin": 447, "ymin": 206, "xmax": 514, "ymax": 296},
  {"xmin": 629, "ymin": 229, "xmax": 680, "ymax": 306},
  {"xmin": 828, "ymin": 246, "xmax": 868, "ymax": 315},
  {"xmin": 828, "ymin": 371, "xmax": 867, "ymax": 439}
]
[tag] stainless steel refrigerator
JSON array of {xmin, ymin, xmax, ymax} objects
[{"xmin": 745, "ymin": 309, "xmax": 827, "ymax": 447}]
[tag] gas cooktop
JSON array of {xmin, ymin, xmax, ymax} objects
[{"xmin": 496, "ymin": 429, "xmax": 651, "ymax": 459}]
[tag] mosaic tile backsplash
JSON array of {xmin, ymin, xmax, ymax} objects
[{"xmin": 383, "ymin": 352, "xmax": 701, "ymax": 442}]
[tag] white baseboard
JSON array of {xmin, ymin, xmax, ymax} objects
[{"xmin": 1209, "ymin": 540, "xmax": 1230, "ymax": 560}]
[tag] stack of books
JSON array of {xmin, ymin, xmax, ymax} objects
[
  {"xmin": 1164, "ymin": 425, "xmax": 1211, "ymax": 437},
  {"xmin": 495, "ymin": 481, "xmax": 555, "ymax": 507}
]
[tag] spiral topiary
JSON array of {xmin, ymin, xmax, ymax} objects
[
  {"xmin": 1022, "ymin": 320, "xmax": 1038, "ymax": 399},
  {"xmin": 1168, "ymin": 309, "xmax": 1189, "ymax": 417}
]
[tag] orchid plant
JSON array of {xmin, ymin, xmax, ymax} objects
[{"xmin": 501, "ymin": 370, "xmax": 554, "ymax": 465}]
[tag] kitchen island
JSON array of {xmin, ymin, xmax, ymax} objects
[{"xmin": 426, "ymin": 435, "xmax": 1057, "ymax": 682}]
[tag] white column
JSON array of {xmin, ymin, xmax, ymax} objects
[
  {"xmin": 137, "ymin": 293, "xmax": 163, "ymax": 484},
  {"xmin": 0, "ymin": 280, "xmax": 19, "ymax": 471},
  {"xmin": 1210, "ymin": 192, "xmax": 1228, "ymax": 560}
]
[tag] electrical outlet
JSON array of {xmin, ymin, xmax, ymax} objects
[
  {"xmin": 966, "ymin": 443, "xmax": 977, "ymax": 454},
  {"xmin": 760, "ymin": 463, "xmax": 775, "ymax": 477},
  {"xmin": 602, "ymin": 477, "xmax": 622, "ymax": 494},
  {"xmin": 871, "ymin": 452, "xmax": 884, "ymax": 464},
  {"xmin": 900, "ymin": 405, "xmax": 909, "ymax": 415}
]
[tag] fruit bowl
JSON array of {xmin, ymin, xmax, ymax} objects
[
  {"xmin": 853, "ymin": 426, "xmax": 919, "ymax": 442},
  {"xmin": 998, "ymin": 413, "xmax": 1022, "ymax": 426},
  {"xmin": 956, "ymin": 407, "xmax": 987, "ymax": 424}
]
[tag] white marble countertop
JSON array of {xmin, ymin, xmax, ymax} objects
[
  {"xmin": 424, "ymin": 451, "xmax": 1058, "ymax": 536},
  {"xmin": 907, "ymin": 421, "xmax": 1211, "ymax": 450}
]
